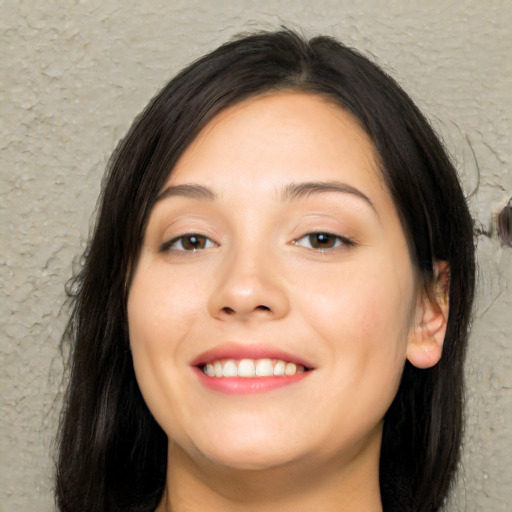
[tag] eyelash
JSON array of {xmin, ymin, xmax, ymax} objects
[
  {"xmin": 159, "ymin": 234, "xmax": 217, "ymax": 253},
  {"xmin": 292, "ymin": 232, "xmax": 355, "ymax": 252},
  {"xmin": 159, "ymin": 231, "xmax": 355, "ymax": 254}
]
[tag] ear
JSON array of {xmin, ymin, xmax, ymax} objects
[{"xmin": 406, "ymin": 261, "xmax": 450, "ymax": 369}]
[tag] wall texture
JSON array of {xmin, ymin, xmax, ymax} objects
[{"xmin": 1, "ymin": 1, "xmax": 510, "ymax": 510}]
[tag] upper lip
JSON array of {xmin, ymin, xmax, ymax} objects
[{"xmin": 190, "ymin": 342, "xmax": 314, "ymax": 370}]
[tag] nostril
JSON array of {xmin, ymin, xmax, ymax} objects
[{"xmin": 220, "ymin": 305, "xmax": 271, "ymax": 315}]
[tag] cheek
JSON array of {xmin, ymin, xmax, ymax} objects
[
  {"xmin": 355, "ymin": 284, "xmax": 404, "ymax": 344},
  {"xmin": 304, "ymin": 267, "xmax": 409, "ymax": 338},
  {"xmin": 126, "ymin": 264, "xmax": 199, "ymax": 399},
  {"xmin": 127, "ymin": 264, "xmax": 206, "ymax": 439},
  {"xmin": 354, "ymin": 254, "xmax": 416, "ymax": 340},
  {"xmin": 296, "ymin": 256, "xmax": 413, "ymax": 385},
  {"xmin": 128, "ymin": 263, "xmax": 206, "ymax": 348}
]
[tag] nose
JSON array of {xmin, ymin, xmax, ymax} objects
[{"xmin": 207, "ymin": 247, "xmax": 290, "ymax": 322}]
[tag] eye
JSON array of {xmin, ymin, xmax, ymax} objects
[
  {"xmin": 161, "ymin": 234, "xmax": 216, "ymax": 252},
  {"xmin": 293, "ymin": 232, "xmax": 352, "ymax": 251}
]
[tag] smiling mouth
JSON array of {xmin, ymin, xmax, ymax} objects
[{"xmin": 199, "ymin": 358, "xmax": 310, "ymax": 378}]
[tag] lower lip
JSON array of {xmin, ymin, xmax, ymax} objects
[{"xmin": 193, "ymin": 367, "xmax": 311, "ymax": 394}]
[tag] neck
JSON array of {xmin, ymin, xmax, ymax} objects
[{"xmin": 156, "ymin": 436, "xmax": 383, "ymax": 512}]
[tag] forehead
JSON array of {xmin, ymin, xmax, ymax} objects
[{"xmin": 166, "ymin": 92, "xmax": 387, "ymax": 203}]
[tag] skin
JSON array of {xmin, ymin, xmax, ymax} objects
[{"xmin": 127, "ymin": 92, "xmax": 447, "ymax": 511}]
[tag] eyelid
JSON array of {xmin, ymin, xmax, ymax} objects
[
  {"xmin": 292, "ymin": 231, "xmax": 356, "ymax": 251},
  {"xmin": 159, "ymin": 233, "xmax": 218, "ymax": 253}
]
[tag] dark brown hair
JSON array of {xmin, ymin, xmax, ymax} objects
[{"xmin": 56, "ymin": 29, "xmax": 475, "ymax": 512}]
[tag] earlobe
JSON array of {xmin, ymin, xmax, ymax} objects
[{"xmin": 407, "ymin": 262, "xmax": 450, "ymax": 369}]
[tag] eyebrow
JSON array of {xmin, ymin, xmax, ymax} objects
[
  {"xmin": 282, "ymin": 181, "xmax": 377, "ymax": 215},
  {"xmin": 155, "ymin": 184, "xmax": 216, "ymax": 202},
  {"xmin": 155, "ymin": 180, "xmax": 377, "ymax": 216}
]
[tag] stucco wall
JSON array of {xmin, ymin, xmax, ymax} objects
[{"xmin": 1, "ymin": 1, "xmax": 510, "ymax": 510}]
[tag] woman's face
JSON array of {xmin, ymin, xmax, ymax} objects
[{"xmin": 128, "ymin": 93, "xmax": 421, "ymax": 473}]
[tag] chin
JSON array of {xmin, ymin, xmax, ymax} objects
[
  {"xmin": 190, "ymin": 431, "xmax": 303, "ymax": 472},
  {"xmin": 203, "ymin": 449, "xmax": 298, "ymax": 472}
]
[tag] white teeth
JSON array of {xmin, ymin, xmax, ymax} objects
[
  {"xmin": 222, "ymin": 359, "xmax": 238, "ymax": 377},
  {"xmin": 284, "ymin": 362, "xmax": 297, "ymax": 376},
  {"xmin": 201, "ymin": 358, "xmax": 308, "ymax": 378},
  {"xmin": 255, "ymin": 358, "xmax": 274, "ymax": 376},
  {"xmin": 273, "ymin": 360, "xmax": 286, "ymax": 376},
  {"xmin": 214, "ymin": 361, "xmax": 223, "ymax": 377},
  {"xmin": 238, "ymin": 359, "xmax": 256, "ymax": 377}
]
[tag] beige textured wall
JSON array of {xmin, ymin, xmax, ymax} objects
[{"xmin": 1, "ymin": 1, "xmax": 510, "ymax": 510}]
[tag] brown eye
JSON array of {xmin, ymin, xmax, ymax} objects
[
  {"xmin": 294, "ymin": 232, "xmax": 352, "ymax": 251},
  {"xmin": 164, "ymin": 234, "xmax": 215, "ymax": 252},
  {"xmin": 308, "ymin": 233, "xmax": 338, "ymax": 249},
  {"xmin": 181, "ymin": 235, "xmax": 207, "ymax": 250}
]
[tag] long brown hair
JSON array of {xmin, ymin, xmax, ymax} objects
[{"xmin": 56, "ymin": 29, "xmax": 475, "ymax": 512}]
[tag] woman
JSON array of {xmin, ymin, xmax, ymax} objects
[{"xmin": 56, "ymin": 29, "xmax": 475, "ymax": 512}]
